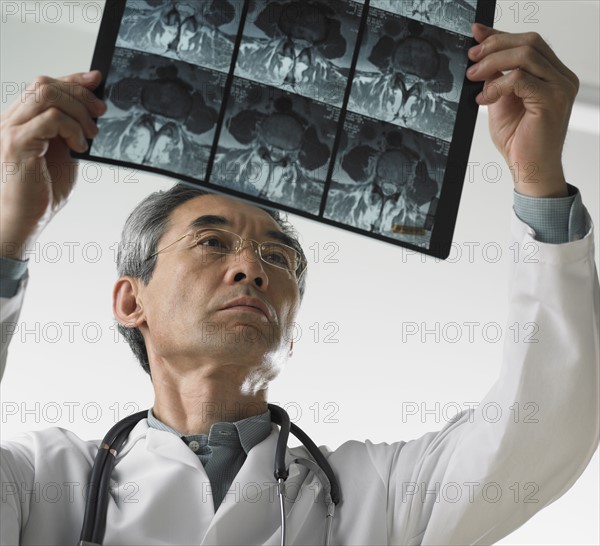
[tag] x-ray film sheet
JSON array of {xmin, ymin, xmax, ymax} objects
[{"xmin": 78, "ymin": 0, "xmax": 496, "ymax": 259}]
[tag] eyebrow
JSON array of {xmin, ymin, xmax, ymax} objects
[
  {"xmin": 187, "ymin": 215, "xmax": 297, "ymax": 248},
  {"xmin": 187, "ymin": 215, "xmax": 230, "ymax": 231}
]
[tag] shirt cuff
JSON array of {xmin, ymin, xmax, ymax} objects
[
  {"xmin": 0, "ymin": 256, "xmax": 29, "ymax": 298},
  {"xmin": 513, "ymin": 183, "xmax": 589, "ymax": 244}
]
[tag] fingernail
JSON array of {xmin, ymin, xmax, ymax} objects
[
  {"xmin": 467, "ymin": 64, "xmax": 478, "ymax": 76},
  {"xmin": 80, "ymin": 134, "xmax": 89, "ymax": 150},
  {"xmin": 82, "ymin": 71, "xmax": 96, "ymax": 82}
]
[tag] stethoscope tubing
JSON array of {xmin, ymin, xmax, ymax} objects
[
  {"xmin": 79, "ymin": 409, "xmax": 147, "ymax": 544},
  {"xmin": 268, "ymin": 403, "xmax": 340, "ymax": 504},
  {"xmin": 78, "ymin": 405, "xmax": 340, "ymax": 546},
  {"xmin": 92, "ymin": 426, "xmax": 133, "ymax": 544}
]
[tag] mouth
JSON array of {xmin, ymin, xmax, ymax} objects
[{"xmin": 220, "ymin": 297, "xmax": 275, "ymax": 322}]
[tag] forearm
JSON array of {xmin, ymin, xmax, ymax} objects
[{"xmin": 420, "ymin": 206, "xmax": 599, "ymax": 544}]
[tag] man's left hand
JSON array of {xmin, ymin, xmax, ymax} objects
[{"xmin": 467, "ymin": 23, "xmax": 579, "ymax": 197}]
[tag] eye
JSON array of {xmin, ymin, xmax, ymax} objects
[
  {"xmin": 194, "ymin": 231, "xmax": 233, "ymax": 252},
  {"xmin": 201, "ymin": 237, "xmax": 226, "ymax": 249},
  {"xmin": 261, "ymin": 244, "xmax": 294, "ymax": 269}
]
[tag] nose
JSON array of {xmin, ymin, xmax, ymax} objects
[{"xmin": 223, "ymin": 240, "xmax": 269, "ymax": 290}]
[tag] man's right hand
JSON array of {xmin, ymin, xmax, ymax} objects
[{"xmin": 0, "ymin": 71, "xmax": 106, "ymax": 259}]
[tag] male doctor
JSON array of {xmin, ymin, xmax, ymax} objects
[{"xmin": 1, "ymin": 23, "xmax": 598, "ymax": 545}]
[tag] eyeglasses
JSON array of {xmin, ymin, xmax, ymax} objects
[{"xmin": 148, "ymin": 227, "xmax": 307, "ymax": 280}]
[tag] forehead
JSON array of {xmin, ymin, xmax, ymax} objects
[{"xmin": 166, "ymin": 193, "xmax": 282, "ymax": 235}]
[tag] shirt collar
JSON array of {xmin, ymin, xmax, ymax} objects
[{"xmin": 147, "ymin": 407, "xmax": 272, "ymax": 455}]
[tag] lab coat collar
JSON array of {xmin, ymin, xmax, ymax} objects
[
  {"xmin": 114, "ymin": 418, "xmax": 151, "ymax": 460},
  {"xmin": 112, "ymin": 418, "xmax": 206, "ymax": 472},
  {"xmin": 145, "ymin": 421, "xmax": 208, "ymax": 471},
  {"xmin": 146, "ymin": 406, "xmax": 273, "ymax": 455}
]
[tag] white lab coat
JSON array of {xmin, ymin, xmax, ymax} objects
[{"xmin": 1, "ymin": 210, "xmax": 599, "ymax": 546}]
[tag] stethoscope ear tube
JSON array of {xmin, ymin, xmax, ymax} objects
[
  {"xmin": 78, "ymin": 410, "xmax": 148, "ymax": 546},
  {"xmin": 79, "ymin": 443, "xmax": 110, "ymax": 541},
  {"xmin": 288, "ymin": 422, "xmax": 341, "ymax": 505},
  {"xmin": 91, "ymin": 426, "xmax": 133, "ymax": 544},
  {"xmin": 267, "ymin": 404, "xmax": 291, "ymax": 481},
  {"xmin": 268, "ymin": 404, "xmax": 341, "ymax": 506},
  {"xmin": 269, "ymin": 404, "xmax": 341, "ymax": 546}
]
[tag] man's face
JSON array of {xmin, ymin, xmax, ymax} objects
[{"xmin": 132, "ymin": 194, "xmax": 301, "ymax": 380}]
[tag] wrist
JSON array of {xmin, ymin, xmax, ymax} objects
[
  {"xmin": 0, "ymin": 219, "xmax": 44, "ymax": 260},
  {"xmin": 513, "ymin": 166, "xmax": 568, "ymax": 198},
  {"xmin": 0, "ymin": 238, "xmax": 38, "ymax": 261}
]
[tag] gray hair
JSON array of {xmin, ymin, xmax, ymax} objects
[{"xmin": 116, "ymin": 184, "xmax": 307, "ymax": 377}]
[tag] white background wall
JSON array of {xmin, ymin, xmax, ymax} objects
[{"xmin": 1, "ymin": 1, "xmax": 598, "ymax": 544}]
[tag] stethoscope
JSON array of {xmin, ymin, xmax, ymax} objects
[{"xmin": 78, "ymin": 404, "xmax": 341, "ymax": 546}]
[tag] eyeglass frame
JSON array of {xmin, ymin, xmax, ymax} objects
[{"xmin": 146, "ymin": 227, "xmax": 308, "ymax": 281}]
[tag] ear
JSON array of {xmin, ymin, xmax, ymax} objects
[{"xmin": 113, "ymin": 276, "xmax": 146, "ymax": 329}]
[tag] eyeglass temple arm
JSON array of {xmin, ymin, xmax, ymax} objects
[{"xmin": 147, "ymin": 233, "xmax": 192, "ymax": 260}]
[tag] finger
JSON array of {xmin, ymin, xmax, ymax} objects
[
  {"xmin": 476, "ymin": 69, "xmax": 562, "ymax": 109},
  {"xmin": 58, "ymin": 71, "xmax": 107, "ymax": 113},
  {"xmin": 59, "ymin": 70, "xmax": 103, "ymax": 89},
  {"xmin": 470, "ymin": 22, "xmax": 504, "ymax": 71},
  {"xmin": 467, "ymin": 45, "xmax": 566, "ymax": 85},
  {"xmin": 470, "ymin": 25, "xmax": 579, "ymax": 88},
  {"xmin": 3, "ymin": 72, "xmax": 106, "ymax": 124},
  {"xmin": 7, "ymin": 76, "xmax": 102, "ymax": 138},
  {"xmin": 8, "ymin": 107, "xmax": 89, "ymax": 161},
  {"xmin": 471, "ymin": 22, "xmax": 503, "ymax": 43},
  {"xmin": 4, "ymin": 72, "xmax": 105, "ymax": 121}
]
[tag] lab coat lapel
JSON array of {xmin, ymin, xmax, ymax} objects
[
  {"xmin": 107, "ymin": 420, "xmax": 218, "ymax": 543},
  {"xmin": 200, "ymin": 426, "xmax": 302, "ymax": 545}
]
